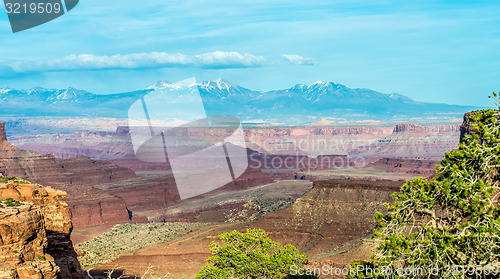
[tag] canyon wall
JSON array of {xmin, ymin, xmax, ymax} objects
[{"xmin": 0, "ymin": 176, "xmax": 83, "ymax": 279}]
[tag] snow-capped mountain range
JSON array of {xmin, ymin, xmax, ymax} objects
[{"xmin": 0, "ymin": 78, "xmax": 479, "ymax": 124}]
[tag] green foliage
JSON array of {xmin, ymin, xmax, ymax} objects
[
  {"xmin": 362, "ymin": 94, "xmax": 500, "ymax": 278},
  {"xmin": 0, "ymin": 176, "xmax": 28, "ymax": 184},
  {"xmin": 0, "ymin": 176, "xmax": 17, "ymax": 183},
  {"xmin": 13, "ymin": 180, "xmax": 29, "ymax": 184},
  {"xmin": 0, "ymin": 198, "xmax": 22, "ymax": 208},
  {"xmin": 196, "ymin": 228, "xmax": 308, "ymax": 279}
]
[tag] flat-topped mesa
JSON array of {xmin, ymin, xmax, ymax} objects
[
  {"xmin": 393, "ymin": 123, "xmax": 425, "ymax": 133},
  {"xmin": 0, "ymin": 121, "xmax": 7, "ymax": 142}
]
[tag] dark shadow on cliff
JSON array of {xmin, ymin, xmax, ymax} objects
[{"xmin": 46, "ymin": 230, "xmax": 85, "ymax": 279}]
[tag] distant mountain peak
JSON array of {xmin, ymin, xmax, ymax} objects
[
  {"xmin": 201, "ymin": 78, "xmax": 239, "ymax": 91},
  {"xmin": 145, "ymin": 80, "xmax": 171, "ymax": 90},
  {"xmin": 389, "ymin": 92, "xmax": 414, "ymax": 102},
  {"xmin": 0, "ymin": 88, "xmax": 12, "ymax": 94},
  {"xmin": 310, "ymin": 80, "xmax": 339, "ymax": 86},
  {"xmin": 146, "ymin": 78, "xmax": 245, "ymax": 93},
  {"xmin": 26, "ymin": 87, "xmax": 50, "ymax": 96},
  {"xmin": 45, "ymin": 87, "xmax": 90, "ymax": 103},
  {"xmin": 291, "ymin": 81, "xmax": 343, "ymax": 90}
]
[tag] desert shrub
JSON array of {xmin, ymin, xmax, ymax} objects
[{"xmin": 196, "ymin": 228, "xmax": 308, "ymax": 279}]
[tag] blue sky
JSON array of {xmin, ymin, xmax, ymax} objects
[{"xmin": 0, "ymin": 0, "xmax": 499, "ymax": 106}]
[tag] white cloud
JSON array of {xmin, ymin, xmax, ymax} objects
[
  {"xmin": 196, "ymin": 51, "xmax": 267, "ymax": 68},
  {"xmin": 282, "ymin": 54, "xmax": 316, "ymax": 66},
  {"xmin": 9, "ymin": 51, "xmax": 267, "ymax": 72}
]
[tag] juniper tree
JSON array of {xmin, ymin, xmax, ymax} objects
[{"xmin": 362, "ymin": 95, "xmax": 500, "ymax": 278}]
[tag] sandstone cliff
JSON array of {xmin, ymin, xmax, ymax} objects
[{"xmin": 0, "ymin": 175, "xmax": 83, "ymax": 279}]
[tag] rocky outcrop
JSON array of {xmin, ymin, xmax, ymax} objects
[
  {"xmin": 459, "ymin": 111, "xmax": 481, "ymax": 144},
  {"xmin": 0, "ymin": 122, "xmax": 7, "ymax": 143},
  {"xmin": 0, "ymin": 176, "xmax": 83, "ymax": 279}
]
